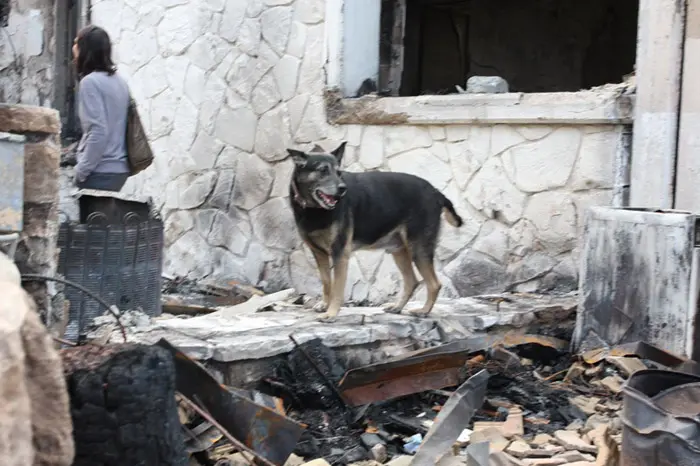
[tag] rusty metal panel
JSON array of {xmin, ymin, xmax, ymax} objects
[
  {"xmin": 621, "ymin": 369, "xmax": 700, "ymax": 466},
  {"xmin": 338, "ymin": 338, "xmax": 488, "ymax": 406},
  {"xmin": 573, "ymin": 207, "xmax": 700, "ymax": 359},
  {"xmin": 156, "ymin": 339, "xmax": 306, "ymax": 466},
  {"xmin": 0, "ymin": 132, "xmax": 25, "ymax": 233}
]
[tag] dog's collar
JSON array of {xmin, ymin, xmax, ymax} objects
[{"xmin": 291, "ymin": 179, "xmax": 309, "ymax": 209}]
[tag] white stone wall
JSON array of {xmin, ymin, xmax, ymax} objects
[
  {"xmin": 89, "ymin": 0, "xmax": 620, "ymax": 303},
  {"xmin": 0, "ymin": 0, "xmax": 54, "ymax": 105}
]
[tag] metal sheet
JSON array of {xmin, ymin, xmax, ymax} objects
[
  {"xmin": 156, "ymin": 339, "xmax": 306, "ymax": 466},
  {"xmin": 572, "ymin": 206, "xmax": 700, "ymax": 358},
  {"xmin": 621, "ymin": 369, "xmax": 700, "ymax": 466},
  {"xmin": 0, "ymin": 132, "xmax": 25, "ymax": 233},
  {"xmin": 412, "ymin": 370, "xmax": 490, "ymax": 466},
  {"xmin": 581, "ymin": 341, "xmax": 700, "ymax": 376},
  {"xmin": 338, "ymin": 338, "xmax": 488, "ymax": 407}
]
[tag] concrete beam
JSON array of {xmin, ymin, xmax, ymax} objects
[
  {"xmin": 675, "ymin": 0, "xmax": 700, "ymax": 211},
  {"xmin": 325, "ymin": 88, "xmax": 634, "ymax": 126},
  {"xmin": 630, "ymin": 0, "xmax": 686, "ymax": 208}
]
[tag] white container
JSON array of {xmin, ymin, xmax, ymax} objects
[{"xmin": 573, "ymin": 206, "xmax": 700, "ymax": 360}]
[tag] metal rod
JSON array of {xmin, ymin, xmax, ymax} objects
[
  {"xmin": 52, "ymin": 337, "xmax": 79, "ymax": 347},
  {"xmin": 177, "ymin": 393, "xmax": 273, "ymax": 466},
  {"xmin": 21, "ymin": 273, "xmax": 127, "ymax": 342},
  {"xmin": 288, "ymin": 334, "xmax": 349, "ymax": 410}
]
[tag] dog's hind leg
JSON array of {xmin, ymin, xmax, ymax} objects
[
  {"xmin": 383, "ymin": 248, "xmax": 419, "ymax": 314},
  {"xmin": 310, "ymin": 247, "xmax": 332, "ymax": 313},
  {"xmin": 407, "ymin": 252, "xmax": 442, "ymax": 317}
]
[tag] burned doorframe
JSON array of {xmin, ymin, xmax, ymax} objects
[
  {"xmin": 53, "ymin": 0, "xmax": 86, "ymax": 141},
  {"xmin": 1, "ymin": 0, "xmax": 10, "ymax": 27}
]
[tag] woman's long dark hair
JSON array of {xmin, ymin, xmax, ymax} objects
[{"xmin": 75, "ymin": 25, "xmax": 116, "ymax": 78}]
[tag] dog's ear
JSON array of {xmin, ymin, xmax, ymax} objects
[
  {"xmin": 331, "ymin": 141, "xmax": 347, "ymax": 165},
  {"xmin": 287, "ymin": 149, "xmax": 308, "ymax": 166}
]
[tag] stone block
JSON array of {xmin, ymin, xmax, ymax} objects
[
  {"xmin": 502, "ymin": 127, "xmax": 581, "ymax": 193},
  {"xmin": 569, "ymin": 129, "xmax": 617, "ymax": 190},
  {"xmin": 388, "ymin": 148, "xmax": 452, "ymax": 191},
  {"xmin": 0, "ymin": 104, "xmax": 60, "ymax": 134},
  {"xmin": 294, "ymin": 95, "xmax": 328, "ymax": 143},
  {"xmin": 178, "ymin": 171, "xmax": 217, "ymax": 210},
  {"xmin": 523, "ymin": 192, "xmax": 577, "ymax": 254},
  {"xmin": 231, "ymin": 153, "xmax": 275, "ymax": 210},
  {"xmin": 466, "ymin": 157, "xmax": 527, "ymax": 224},
  {"xmin": 466, "ymin": 76, "xmax": 509, "ymax": 94},
  {"xmin": 384, "ymin": 126, "xmax": 432, "ymax": 156},
  {"xmin": 274, "ymin": 55, "xmax": 301, "ymax": 101},
  {"xmin": 250, "ymin": 197, "xmax": 299, "ymax": 250},
  {"xmin": 255, "ymin": 105, "xmax": 293, "ymax": 161},
  {"xmin": 216, "ymin": 106, "xmax": 258, "ymax": 152},
  {"xmin": 261, "ymin": 6, "xmax": 293, "ymax": 55},
  {"xmin": 252, "ymin": 73, "xmax": 282, "ymax": 116},
  {"xmin": 444, "ymin": 250, "xmax": 507, "ymax": 296}
]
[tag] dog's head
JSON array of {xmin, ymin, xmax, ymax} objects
[{"xmin": 287, "ymin": 142, "xmax": 348, "ymax": 210}]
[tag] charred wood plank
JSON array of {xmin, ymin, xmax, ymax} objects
[{"xmin": 61, "ymin": 344, "xmax": 188, "ymax": 466}]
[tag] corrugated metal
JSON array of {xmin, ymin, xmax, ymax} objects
[
  {"xmin": 0, "ymin": 132, "xmax": 25, "ymax": 233},
  {"xmin": 621, "ymin": 369, "xmax": 700, "ymax": 466},
  {"xmin": 57, "ymin": 192, "xmax": 164, "ymax": 342}
]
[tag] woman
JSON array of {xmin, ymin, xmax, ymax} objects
[{"xmin": 72, "ymin": 25, "xmax": 130, "ymax": 191}]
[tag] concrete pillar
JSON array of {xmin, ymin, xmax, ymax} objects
[
  {"xmin": 675, "ymin": 0, "xmax": 700, "ymax": 211},
  {"xmin": 0, "ymin": 104, "xmax": 61, "ymax": 323},
  {"xmin": 629, "ymin": 0, "xmax": 686, "ymax": 208}
]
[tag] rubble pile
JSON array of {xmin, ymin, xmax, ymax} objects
[
  {"xmin": 161, "ymin": 276, "xmax": 264, "ymax": 314},
  {"xmin": 187, "ymin": 333, "xmax": 661, "ymax": 466}
]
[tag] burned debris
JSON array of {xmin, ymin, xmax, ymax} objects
[
  {"xmin": 166, "ymin": 321, "xmax": 691, "ymax": 466},
  {"xmin": 62, "ymin": 344, "xmax": 189, "ymax": 466}
]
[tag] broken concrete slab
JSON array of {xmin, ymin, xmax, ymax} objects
[
  {"xmin": 569, "ymin": 395, "xmax": 601, "ymax": 416},
  {"xmin": 521, "ymin": 459, "xmax": 566, "ymax": 466},
  {"xmin": 553, "ymin": 430, "xmax": 597, "ymax": 454},
  {"xmin": 592, "ymin": 375, "xmax": 624, "ymax": 394},
  {"xmin": 530, "ymin": 434, "xmax": 554, "ymax": 445},
  {"xmin": 469, "ymin": 427, "xmax": 510, "ymax": 452},
  {"xmin": 98, "ymin": 293, "xmax": 579, "ymax": 364},
  {"xmin": 301, "ymin": 460, "xmax": 331, "ymax": 466},
  {"xmin": 386, "ymin": 456, "xmax": 412, "ymax": 466},
  {"xmin": 552, "ymin": 451, "xmax": 595, "ymax": 463},
  {"xmin": 605, "ymin": 356, "xmax": 647, "ymax": 376}
]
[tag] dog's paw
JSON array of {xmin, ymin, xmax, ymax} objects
[
  {"xmin": 382, "ymin": 303, "xmax": 403, "ymax": 314},
  {"xmin": 406, "ymin": 308, "xmax": 430, "ymax": 317},
  {"xmin": 312, "ymin": 302, "xmax": 327, "ymax": 313},
  {"xmin": 316, "ymin": 313, "xmax": 337, "ymax": 323}
]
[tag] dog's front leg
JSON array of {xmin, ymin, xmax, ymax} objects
[
  {"xmin": 310, "ymin": 247, "xmax": 331, "ymax": 313},
  {"xmin": 317, "ymin": 254, "xmax": 349, "ymax": 323}
]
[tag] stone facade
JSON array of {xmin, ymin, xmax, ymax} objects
[
  {"xmin": 0, "ymin": 0, "xmax": 55, "ymax": 106},
  {"xmin": 86, "ymin": 0, "xmax": 626, "ymax": 304}
]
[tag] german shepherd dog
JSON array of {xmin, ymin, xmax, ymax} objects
[{"xmin": 287, "ymin": 142, "xmax": 464, "ymax": 322}]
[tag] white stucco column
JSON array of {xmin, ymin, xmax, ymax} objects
[
  {"xmin": 630, "ymin": 0, "xmax": 686, "ymax": 208},
  {"xmin": 341, "ymin": 0, "xmax": 381, "ymax": 97},
  {"xmin": 674, "ymin": 0, "xmax": 700, "ymax": 211}
]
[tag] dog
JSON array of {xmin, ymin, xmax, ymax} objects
[{"xmin": 287, "ymin": 141, "xmax": 464, "ymax": 322}]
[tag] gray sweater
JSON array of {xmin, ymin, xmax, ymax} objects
[{"xmin": 75, "ymin": 71, "xmax": 130, "ymax": 182}]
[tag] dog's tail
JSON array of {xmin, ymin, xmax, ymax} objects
[{"xmin": 441, "ymin": 195, "xmax": 463, "ymax": 227}]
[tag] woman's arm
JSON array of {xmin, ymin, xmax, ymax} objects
[{"xmin": 75, "ymin": 78, "xmax": 109, "ymax": 183}]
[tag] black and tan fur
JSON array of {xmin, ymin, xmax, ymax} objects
[{"xmin": 287, "ymin": 142, "xmax": 463, "ymax": 322}]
